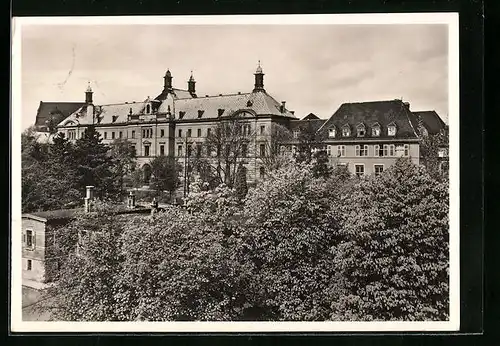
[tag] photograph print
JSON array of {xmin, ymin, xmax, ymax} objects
[{"xmin": 11, "ymin": 14, "xmax": 459, "ymax": 332}]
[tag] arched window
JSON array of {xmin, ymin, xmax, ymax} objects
[{"xmin": 146, "ymin": 104, "xmax": 151, "ymax": 114}]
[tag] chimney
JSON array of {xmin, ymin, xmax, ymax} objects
[
  {"xmin": 403, "ymin": 101, "xmax": 410, "ymax": 110},
  {"xmin": 280, "ymin": 101, "xmax": 286, "ymax": 113},
  {"xmin": 84, "ymin": 186, "xmax": 95, "ymax": 213},
  {"xmin": 188, "ymin": 72, "xmax": 196, "ymax": 97}
]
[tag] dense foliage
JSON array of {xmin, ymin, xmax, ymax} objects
[{"xmin": 48, "ymin": 157, "xmax": 450, "ymax": 322}]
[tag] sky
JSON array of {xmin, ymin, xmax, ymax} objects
[{"xmin": 20, "ymin": 23, "xmax": 449, "ymax": 130}]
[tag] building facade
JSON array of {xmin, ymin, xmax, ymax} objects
[{"xmin": 55, "ymin": 63, "xmax": 297, "ymax": 184}]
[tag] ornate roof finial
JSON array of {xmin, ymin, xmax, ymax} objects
[
  {"xmin": 165, "ymin": 69, "xmax": 172, "ymax": 77},
  {"xmin": 255, "ymin": 60, "xmax": 263, "ymax": 74},
  {"xmin": 86, "ymin": 81, "xmax": 92, "ymax": 92},
  {"xmin": 189, "ymin": 70, "xmax": 195, "ymax": 82}
]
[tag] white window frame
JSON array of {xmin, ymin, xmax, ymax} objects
[
  {"xmin": 355, "ymin": 164, "xmax": 365, "ymax": 177},
  {"xmin": 374, "ymin": 145, "xmax": 380, "ymax": 157},
  {"xmin": 388, "ymin": 125, "xmax": 396, "ymax": 136},
  {"xmin": 326, "ymin": 145, "xmax": 332, "ymax": 156},
  {"xmin": 25, "ymin": 229, "xmax": 35, "ymax": 250},
  {"xmin": 389, "ymin": 144, "xmax": 395, "ymax": 156},
  {"xmin": 355, "ymin": 145, "xmax": 360, "ymax": 157},
  {"xmin": 357, "ymin": 126, "xmax": 366, "ymax": 137},
  {"xmin": 374, "ymin": 164, "xmax": 384, "ymax": 176},
  {"xmin": 360, "ymin": 145, "xmax": 368, "ymax": 157},
  {"xmin": 372, "ymin": 126, "xmax": 381, "ymax": 137},
  {"xmin": 342, "ymin": 126, "xmax": 350, "ymax": 137},
  {"xmin": 337, "ymin": 145, "xmax": 346, "ymax": 157},
  {"xmin": 328, "ymin": 128, "xmax": 336, "ymax": 138},
  {"xmin": 404, "ymin": 144, "xmax": 410, "ymax": 157}
]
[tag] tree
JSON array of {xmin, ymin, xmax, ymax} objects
[
  {"xmin": 311, "ymin": 149, "xmax": 332, "ymax": 179},
  {"xmin": 149, "ymin": 155, "xmax": 181, "ymax": 202},
  {"xmin": 420, "ymin": 128, "xmax": 449, "ymax": 181},
  {"xmin": 294, "ymin": 120, "xmax": 323, "ymax": 164},
  {"xmin": 72, "ymin": 126, "xmax": 121, "ymax": 199},
  {"xmin": 204, "ymin": 115, "xmax": 253, "ymax": 188},
  {"xmin": 234, "ymin": 163, "xmax": 248, "ymax": 201},
  {"xmin": 260, "ymin": 123, "xmax": 294, "ymax": 172},
  {"xmin": 110, "ymin": 138, "xmax": 137, "ymax": 194},
  {"xmin": 332, "ymin": 158, "xmax": 449, "ymax": 321}
]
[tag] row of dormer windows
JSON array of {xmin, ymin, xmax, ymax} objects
[{"xmin": 328, "ymin": 124, "xmax": 397, "ymax": 138}]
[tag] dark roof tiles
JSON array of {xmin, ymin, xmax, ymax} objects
[{"xmin": 35, "ymin": 101, "xmax": 86, "ymax": 131}]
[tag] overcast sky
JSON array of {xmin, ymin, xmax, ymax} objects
[{"xmin": 20, "ymin": 24, "xmax": 448, "ymax": 130}]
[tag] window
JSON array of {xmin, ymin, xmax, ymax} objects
[
  {"xmin": 112, "ymin": 115, "xmax": 118, "ymax": 123},
  {"xmin": 27, "ymin": 260, "xmax": 32, "ymax": 271},
  {"xmin": 260, "ymin": 125, "xmax": 265, "ymax": 135},
  {"xmin": 112, "ymin": 132, "xmax": 115, "ymax": 139},
  {"xmin": 207, "ymin": 128, "xmax": 211, "ymax": 137},
  {"xmin": 146, "ymin": 104, "xmax": 151, "ymax": 114},
  {"xmin": 131, "ymin": 145, "xmax": 136, "ymax": 155},
  {"xmin": 218, "ymin": 109, "xmax": 225, "ymax": 117},
  {"xmin": 355, "ymin": 164, "xmax": 365, "ymax": 177},
  {"xmin": 179, "ymin": 111, "xmax": 185, "ymax": 119},
  {"xmin": 142, "ymin": 128, "xmax": 153, "ymax": 138},
  {"xmin": 327, "ymin": 145, "xmax": 332, "ymax": 156},
  {"xmin": 357, "ymin": 125, "xmax": 365, "ymax": 137},
  {"xmin": 198, "ymin": 110, "xmax": 204, "ymax": 118},
  {"xmin": 293, "ymin": 130, "xmax": 300, "ymax": 138},
  {"xmin": 328, "ymin": 128, "xmax": 336, "ymax": 138},
  {"xmin": 160, "ymin": 145, "xmax": 165, "ymax": 156},
  {"xmin": 404, "ymin": 144, "xmax": 410, "ymax": 157},
  {"xmin": 160, "ymin": 129, "xmax": 165, "ymax": 137},
  {"xmin": 131, "ymin": 130, "xmax": 135, "ymax": 139},
  {"xmin": 25, "ymin": 230, "xmax": 34, "ymax": 248},
  {"xmin": 144, "ymin": 145, "xmax": 150, "ymax": 157},
  {"xmin": 337, "ymin": 145, "xmax": 346, "ymax": 157},
  {"xmin": 119, "ymin": 131, "xmax": 123, "ymax": 138},
  {"xmin": 342, "ymin": 126, "xmax": 350, "ymax": 137},
  {"xmin": 388, "ymin": 124, "xmax": 396, "ymax": 136},
  {"xmin": 178, "ymin": 129, "xmax": 182, "ymax": 137},
  {"xmin": 104, "ymin": 132, "xmax": 107, "ymax": 139},
  {"xmin": 196, "ymin": 144, "xmax": 202, "ymax": 157},
  {"xmin": 241, "ymin": 143, "xmax": 248, "ymax": 158},
  {"xmin": 372, "ymin": 125, "xmax": 381, "ymax": 137},
  {"xmin": 177, "ymin": 145, "xmax": 183, "ymax": 157},
  {"xmin": 389, "ymin": 144, "xmax": 395, "ymax": 156},
  {"xmin": 374, "ymin": 164, "xmax": 384, "ymax": 176},
  {"xmin": 187, "ymin": 129, "xmax": 192, "ymax": 137},
  {"xmin": 259, "ymin": 166, "xmax": 265, "ymax": 178},
  {"xmin": 260, "ymin": 144, "xmax": 266, "ymax": 157},
  {"xmin": 197, "ymin": 129, "xmax": 201, "ymax": 137},
  {"xmin": 355, "ymin": 145, "xmax": 367, "ymax": 156},
  {"xmin": 187, "ymin": 144, "xmax": 192, "ymax": 157},
  {"xmin": 375, "ymin": 144, "xmax": 384, "ymax": 157}
]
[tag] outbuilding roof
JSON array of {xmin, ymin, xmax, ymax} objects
[
  {"xmin": 412, "ymin": 110, "xmax": 447, "ymax": 135},
  {"xmin": 34, "ymin": 101, "xmax": 85, "ymax": 131}
]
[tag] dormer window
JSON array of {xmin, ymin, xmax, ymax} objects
[
  {"xmin": 112, "ymin": 115, "xmax": 118, "ymax": 123},
  {"xmin": 218, "ymin": 109, "xmax": 225, "ymax": 117},
  {"xmin": 328, "ymin": 127, "xmax": 336, "ymax": 138},
  {"xmin": 388, "ymin": 123, "xmax": 397, "ymax": 136},
  {"xmin": 178, "ymin": 111, "xmax": 185, "ymax": 119},
  {"xmin": 198, "ymin": 110, "xmax": 204, "ymax": 118},
  {"xmin": 356, "ymin": 124, "xmax": 366, "ymax": 137},
  {"xmin": 341, "ymin": 125, "xmax": 351, "ymax": 137},
  {"xmin": 146, "ymin": 104, "xmax": 151, "ymax": 114},
  {"xmin": 246, "ymin": 100, "xmax": 253, "ymax": 107},
  {"xmin": 293, "ymin": 129, "xmax": 300, "ymax": 139},
  {"xmin": 372, "ymin": 124, "xmax": 381, "ymax": 137}
]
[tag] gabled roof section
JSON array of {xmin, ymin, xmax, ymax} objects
[
  {"xmin": 318, "ymin": 99, "xmax": 420, "ymax": 140},
  {"xmin": 412, "ymin": 110, "xmax": 446, "ymax": 135},
  {"xmin": 59, "ymin": 101, "xmax": 147, "ymax": 126},
  {"xmin": 155, "ymin": 88, "xmax": 194, "ymax": 101},
  {"xmin": 302, "ymin": 113, "xmax": 320, "ymax": 120},
  {"xmin": 34, "ymin": 101, "xmax": 86, "ymax": 131},
  {"xmin": 163, "ymin": 92, "xmax": 297, "ymax": 120}
]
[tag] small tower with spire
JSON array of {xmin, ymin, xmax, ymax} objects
[
  {"xmin": 188, "ymin": 71, "xmax": 197, "ymax": 97},
  {"xmin": 85, "ymin": 82, "xmax": 93, "ymax": 104},
  {"xmin": 164, "ymin": 69, "xmax": 173, "ymax": 91},
  {"xmin": 253, "ymin": 60, "xmax": 265, "ymax": 93}
]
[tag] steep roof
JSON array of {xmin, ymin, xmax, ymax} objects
[
  {"xmin": 302, "ymin": 113, "xmax": 320, "ymax": 120},
  {"xmin": 35, "ymin": 101, "xmax": 85, "ymax": 131},
  {"xmin": 289, "ymin": 118, "xmax": 326, "ymax": 132},
  {"xmin": 318, "ymin": 99, "xmax": 420, "ymax": 140},
  {"xmin": 160, "ymin": 91, "xmax": 297, "ymax": 120},
  {"xmin": 155, "ymin": 88, "xmax": 194, "ymax": 101},
  {"xmin": 58, "ymin": 101, "xmax": 147, "ymax": 126},
  {"xmin": 23, "ymin": 208, "xmax": 81, "ymax": 222},
  {"xmin": 412, "ymin": 110, "xmax": 446, "ymax": 135}
]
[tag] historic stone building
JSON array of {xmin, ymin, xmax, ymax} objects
[{"xmin": 55, "ymin": 63, "xmax": 297, "ymax": 184}]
